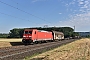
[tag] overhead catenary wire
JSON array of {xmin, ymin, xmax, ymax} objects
[
  {"xmin": 10, "ymin": 0, "xmax": 18, "ymax": 4},
  {"xmin": 0, "ymin": 0, "xmax": 52, "ymax": 24},
  {"xmin": 11, "ymin": 0, "xmax": 60, "ymax": 27},
  {"xmin": 0, "ymin": 12, "xmax": 40, "ymax": 26}
]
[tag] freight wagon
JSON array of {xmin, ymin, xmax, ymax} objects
[
  {"xmin": 22, "ymin": 29, "xmax": 64, "ymax": 44},
  {"xmin": 52, "ymin": 31, "xmax": 64, "ymax": 40}
]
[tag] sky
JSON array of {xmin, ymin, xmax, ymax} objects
[{"xmin": 0, "ymin": 0, "xmax": 90, "ymax": 33}]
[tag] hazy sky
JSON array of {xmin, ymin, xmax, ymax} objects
[{"xmin": 0, "ymin": 0, "xmax": 90, "ymax": 33}]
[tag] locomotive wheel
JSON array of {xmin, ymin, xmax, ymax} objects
[{"xmin": 35, "ymin": 41, "xmax": 38, "ymax": 44}]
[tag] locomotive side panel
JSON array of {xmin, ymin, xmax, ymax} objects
[{"xmin": 36, "ymin": 30, "xmax": 53, "ymax": 41}]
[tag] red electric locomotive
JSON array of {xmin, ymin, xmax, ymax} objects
[{"xmin": 22, "ymin": 29, "xmax": 53, "ymax": 44}]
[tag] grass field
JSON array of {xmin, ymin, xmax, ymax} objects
[
  {"xmin": 0, "ymin": 38, "xmax": 22, "ymax": 48},
  {"xmin": 25, "ymin": 38, "xmax": 90, "ymax": 60}
]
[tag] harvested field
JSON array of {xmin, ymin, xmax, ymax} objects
[
  {"xmin": 0, "ymin": 38, "xmax": 22, "ymax": 48},
  {"xmin": 27, "ymin": 38, "xmax": 90, "ymax": 60},
  {"xmin": 0, "ymin": 38, "xmax": 22, "ymax": 42}
]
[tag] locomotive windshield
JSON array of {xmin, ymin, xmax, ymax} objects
[
  {"xmin": 24, "ymin": 31, "xmax": 32, "ymax": 34},
  {"xmin": 29, "ymin": 31, "xmax": 32, "ymax": 34}
]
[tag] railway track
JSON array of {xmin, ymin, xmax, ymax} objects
[{"xmin": 0, "ymin": 39, "xmax": 79, "ymax": 60}]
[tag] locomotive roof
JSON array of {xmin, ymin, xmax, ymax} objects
[
  {"xmin": 24, "ymin": 29, "xmax": 36, "ymax": 30},
  {"xmin": 38, "ymin": 30, "xmax": 50, "ymax": 32},
  {"xmin": 24, "ymin": 29, "xmax": 50, "ymax": 32}
]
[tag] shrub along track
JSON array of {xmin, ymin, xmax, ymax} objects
[{"xmin": 0, "ymin": 39, "xmax": 79, "ymax": 60}]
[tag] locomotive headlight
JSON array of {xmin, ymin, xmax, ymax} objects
[
  {"xmin": 23, "ymin": 36, "xmax": 25, "ymax": 37},
  {"xmin": 29, "ymin": 36, "xmax": 31, "ymax": 37}
]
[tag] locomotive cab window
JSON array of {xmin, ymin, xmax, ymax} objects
[
  {"xmin": 29, "ymin": 31, "xmax": 32, "ymax": 34},
  {"xmin": 35, "ymin": 31, "xmax": 36, "ymax": 34},
  {"xmin": 24, "ymin": 31, "xmax": 32, "ymax": 34},
  {"xmin": 24, "ymin": 31, "xmax": 28, "ymax": 34}
]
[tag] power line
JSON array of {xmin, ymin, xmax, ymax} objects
[
  {"xmin": 0, "ymin": 12, "xmax": 40, "ymax": 25},
  {"xmin": 0, "ymin": 0, "xmax": 52, "ymax": 24},
  {"xmin": 11, "ymin": 0, "xmax": 60, "ymax": 26},
  {"xmin": 10, "ymin": 0, "xmax": 18, "ymax": 4}
]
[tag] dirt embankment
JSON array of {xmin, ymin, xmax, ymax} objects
[{"xmin": 28, "ymin": 38, "xmax": 90, "ymax": 60}]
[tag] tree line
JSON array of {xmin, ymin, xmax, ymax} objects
[
  {"xmin": 0, "ymin": 27, "xmax": 79, "ymax": 38},
  {"xmin": 0, "ymin": 33, "xmax": 9, "ymax": 38}
]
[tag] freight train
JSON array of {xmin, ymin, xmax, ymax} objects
[{"xmin": 22, "ymin": 29, "xmax": 64, "ymax": 44}]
